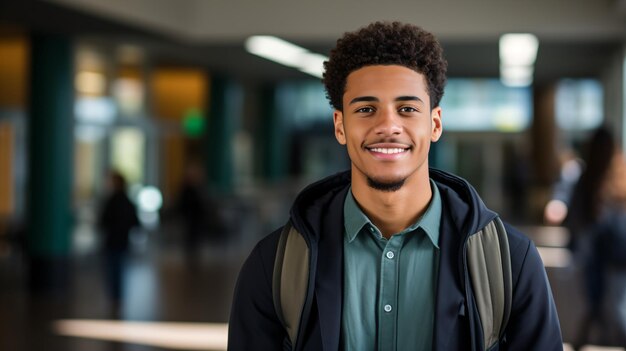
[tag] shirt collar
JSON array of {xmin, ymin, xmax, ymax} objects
[
  {"xmin": 344, "ymin": 188, "xmax": 372, "ymax": 243},
  {"xmin": 343, "ymin": 180, "xmax": 442, "ymax": 248},
  {"xmin": 415, "ymin": 180, "xmax": 441, "ymax": 248}
]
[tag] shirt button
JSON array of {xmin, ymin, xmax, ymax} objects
[
  {"xmin": 386, "ymin": 251, "xmax": 395, "ymax": 259},
  {"xmin": 384, "ymin": 304, "xmax": 392, "ymax": 312}
]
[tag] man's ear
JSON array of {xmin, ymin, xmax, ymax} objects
[
  {"xmin": 430, "ymin": 106, "xmax": 443, "ymax": 142},
  {"xmin": 333, "ymin": 110, "xmax": 346, "ymax": 145}
]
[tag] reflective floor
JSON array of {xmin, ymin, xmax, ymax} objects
[
  {"xmin": 0, "ymin": 223, "xmax": 624, "ymax": 350},
  {"xmin": 0, "ymin": 227, "xmax": 249, "ymax": 351}
]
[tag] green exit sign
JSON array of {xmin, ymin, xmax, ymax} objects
[{"xmin": 182, "ymin": 108, "xmax": 205, "ymax": 137}]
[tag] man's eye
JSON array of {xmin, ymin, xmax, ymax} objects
[
  {"xmin": 399, "ymin": 106, "xmax": 418, "ymax": 113},
  {"xmin": 356, "ymin": 107, "xmax": 374, "ymax": 113}
]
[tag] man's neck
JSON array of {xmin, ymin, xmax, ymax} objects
[{"xmin": 351, "ymin": 171, "xmax": 433, "ymax": 239}]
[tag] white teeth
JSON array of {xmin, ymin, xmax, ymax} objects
[{"xmin": 370, "ymin": 148, "xmax": 406, "ymax": 154}]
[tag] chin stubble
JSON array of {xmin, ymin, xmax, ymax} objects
[{"xmin": 366, "ymin": 177, "xmax": 406, "ymax": 192}]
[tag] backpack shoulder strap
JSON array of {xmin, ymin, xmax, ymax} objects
[
  {"xmin": 466, "ymin": 217, "xmax": 513, "ymax": 350},
  {"xmin": 272, "ymin": 221, "xmax": 310, "ymax": 348}
]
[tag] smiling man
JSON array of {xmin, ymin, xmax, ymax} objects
[{"xmin": 228, "ymin": 22, "xmax": 563, "ymax": 351}]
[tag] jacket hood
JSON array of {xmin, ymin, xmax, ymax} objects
[
  {"xmin": 429, "ymin": 168, "xmax": 498, "ymax": 236},
  {"xmin": 289, "ymin": 171, "xmax": 351, "ymax": 244},
  {"xmin": 289, "ymin": 168, "xmax": 498, "ymax": 244}
]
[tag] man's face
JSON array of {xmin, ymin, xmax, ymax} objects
[{"xmin": 333, "ymin": 65, "xmax": 442, "ymax": 191}]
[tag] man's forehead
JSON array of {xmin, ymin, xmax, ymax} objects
[
  {"xmin": 343, "ymin": 65, "xmax": 429, "ymax": 99},
  {"xmin": 345, "ymin": 64, "xmax": 426, "ymax": 83}
]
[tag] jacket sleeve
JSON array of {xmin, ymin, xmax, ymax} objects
[
  {"xmin": 502, "ymin": 238, "xmax": 563, "ymax": 351},
  {"xmin": 228, "ymin": 231, "xmax": 287, "ymax": 350}
]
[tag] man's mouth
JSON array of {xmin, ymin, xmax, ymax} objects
[
  {"xmin": 364, "ymin": 143, "xmax": 412, "ymax": 159},
  {"xmin": 367, "ymin": 147, "xmax": 409, "ymax": 154}
]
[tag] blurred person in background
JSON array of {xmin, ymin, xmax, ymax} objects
[
  {"xmin": 229, "ymin": 21, "xmax": 562, "ymax": 350},
  {"xmin": 596, "ymin": 142, "xmax": 626, "ymax": 347},
  {"xmin": 565, "ymin": 126, "xmax": 626, "ymax": 348},
  {"xmin": 543, "ymin": 148, "xmax": 583, "ymax": 225},
  {"xmin": 98, "ymin": 170, "xmax": 140, "ymax": 315},
  {"xmin": 176, "ymin": 162, "xmax": 209, "ymax": 268}
]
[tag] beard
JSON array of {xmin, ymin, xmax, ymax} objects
[{"xmin": 366, "ymin": 176, "xmax": 406, "ymax": 192}]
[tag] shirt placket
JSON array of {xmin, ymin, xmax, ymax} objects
[{"xmin": 378, "ymin": 234, "xmax": 402, "ymax": 351}]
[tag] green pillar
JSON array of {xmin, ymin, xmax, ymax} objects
[
  {"xmin": 207, "ymin": 76, "xmax": 240, "ymax": 193},
  {"xmin": 258, "ymin": 85, "xmax": 288, "ymax": 182},
  {"xmin": 27, "ymin": 33, "xmax": 74, "ymax": 293}
]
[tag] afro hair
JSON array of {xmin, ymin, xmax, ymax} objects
[{"xmin": 323, "ymin": 21, "xmax": 447, "ymax": 111}]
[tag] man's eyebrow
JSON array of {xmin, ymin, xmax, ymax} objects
[
  {"xmin": 348, "ymin": 95, "xmax": 425, "ymax": 105},
  {"xmin": 395, "ymin": 96, "xmax": 423, "ymax": 103},
  {"xmin": 349, "ymin": 96, "xmax": 379, "ymax": 105}
]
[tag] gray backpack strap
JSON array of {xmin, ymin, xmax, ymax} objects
[
  {"xmin": 466, "ymin": 217, "xmax": 512, "ymax": 350},
  {"xmin": 272, "ymin": 222, "xmax": 310, "ymax": 348}
]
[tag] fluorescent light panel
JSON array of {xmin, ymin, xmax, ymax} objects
[
  {"xmin": 499, "ymin": 34, "xmax": 539, "ymax": 66},
  {"xmin": 245, "ymin": 36, "xmax": 327, "ymax": 78},
  {"xmin": 298, "ymin": 53, "xmax": 326, "ymax": 78},
  {"xmin": 499, "ymin": 33, "xmax": 539, "ymax": 87}
]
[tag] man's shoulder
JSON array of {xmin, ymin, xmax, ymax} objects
[
  {"xmin": 501, "ymin": 221, "xmax": 532, "ymax": 252},
  {"xmin": 499, "ymin": 221, "xmax": 545, "ymax": 284},
  {"xmin": 250, "ymin": 226, "xmax": 284, "ymax": 258},
  {"xmin": 235, "ymin": 227, "xmax": 285, "ymax": 290}
]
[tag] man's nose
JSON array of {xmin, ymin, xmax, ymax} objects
[{"xmin": 374, "ymin": 109, "xmax": 402, "ymax": 136}]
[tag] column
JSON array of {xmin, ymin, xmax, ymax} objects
[
  {"xmin": 257, "ymin": 84, "xmax": 288, "ymax": 182},
  {"xmin": 206, "ymin": 76, "xmax": 241, "ymax": 193},
  {"xmin": 27, "ymin": 33, "xmax": 74, "ymax": 294}
]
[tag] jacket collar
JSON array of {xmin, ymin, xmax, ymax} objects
[
  {"xmin": 290, "ymin": 171, "xmax": 351, "ymax": 246},
  {"xmin": 290, "ymin": 169, "xmax": 497, "ymax": 244}
]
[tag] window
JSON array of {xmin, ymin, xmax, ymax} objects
[
  {"xmin": 555, "ymin": 79, "xmax": 603, "ymax": 131},
  {"xmin": 439, "ymin": 79, "xmax": 531, "ymax": 132}
]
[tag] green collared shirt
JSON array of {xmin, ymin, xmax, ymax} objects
[{"xmin": 342, "ymin": 180, "xmax": 442, "ymax": 351}]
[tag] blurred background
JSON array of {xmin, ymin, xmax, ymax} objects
[{"xmin": 1, "ymin": 0, "xmax": 626, "ymax": 350}]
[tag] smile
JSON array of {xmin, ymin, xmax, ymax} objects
[{"xmin": 368, "ymin": 147, "xmax": 408, "ymax": 154}]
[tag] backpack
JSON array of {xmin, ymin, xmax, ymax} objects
[{"xmin": 272, "ymin": 217, "xmax": 512, "ymax": 351}]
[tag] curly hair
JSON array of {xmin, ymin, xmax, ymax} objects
[{"xmin": 323, "ymin": 21, "xmax": 447, "ymax": 111}]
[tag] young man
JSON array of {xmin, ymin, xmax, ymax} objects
[{"xmin": 228, "ymin": 22, "xmax": 562, "ymax": 350}]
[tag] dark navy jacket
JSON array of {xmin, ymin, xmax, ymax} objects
[{"xmin": 228, "ymin": 169, "xmax": 563, "ymax": 350}]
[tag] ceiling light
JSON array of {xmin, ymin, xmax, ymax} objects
[
  {"xmin": 499, "ymin": 33, "xmax": 539, "ymax": 66},
  {"xmin": 298, "ymin": 53, "xmax": 327, "ymax": 78},
  {"xmin": 499, "ymin": 33, "xmax": 538, "ymax": 87},
  {"xmin": 245, "ymin": 36, "xmax": 307, "ymax": 68},
  {"xmin": 245, "ymin": 36, "xmax": 328, "ymax": 78}
]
